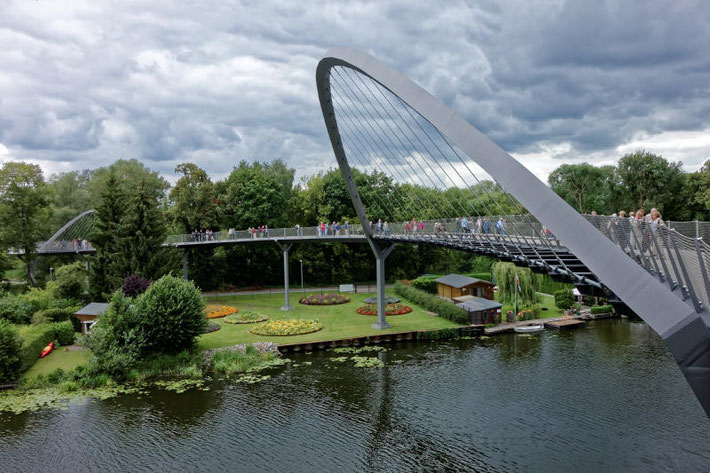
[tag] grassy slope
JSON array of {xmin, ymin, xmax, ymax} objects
[
  {"xmin": 198, "ymin": 291, "xmax": 462, "ymax": 350},
  {"xmin": 23, "ymin": 349, "xmax": 91, "ymax": 378},
  {"xmin": 493, "ymin": 292, "xmax": 564, "ymax": 320}
]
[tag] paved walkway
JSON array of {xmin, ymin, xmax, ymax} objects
[{"xmin": 202, "ymin": 284, "xmax": 395, "ymax": 298}]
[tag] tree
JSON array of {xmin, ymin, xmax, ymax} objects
[
  {"xmin": 52, "ymin": 262, "xmax": 88, "ymax": 302},
  {"xmin": 47, "ymin": 169, "xmax": 93, "ymax": 234},
  {"xmin": 90, "ymin": 171, "xmax": 127, "ymax": 300},
  {"xmin": 615, "ymin": 150, "xmax": 685, "ymax": 216},
  {"xmin": 88, "ymin": 159, "xmax": 169, "ymax": 205},
  {"xmin": 686, "ymin": 160, "xmax": 710, "ymax": 220},
  {"xmin": 492, "ymin": 262, "xmax": 536, "ymax": 306},
  {"xmin": 119, "ymin": 180, "xmax": 168, "ymax": 279},
  {"xmin": 548, "ymin": 163, "xmax": 615, "ymax": 214},
  {"xmin": 218, "ymin": 160, "xmax": 295, "ymax": 229},
  {"xmin": 169, "ymin": 163, "xmax": 218, "ymax": 232},
  {"xmin": 0, "ymin": 162, "xmax": 52, "ymax": 285}
]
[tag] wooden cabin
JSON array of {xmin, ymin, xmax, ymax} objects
[
  {"xmin": 74, "ymin": 302, "xmax": 109, "ymax": 334},
  {"xmin": 435, "ymin": 274, "xmax": 496, "ymax": 300},
  {"xmin": 455, "ymin": 297, "xmax": 503, "ymax": 324}
]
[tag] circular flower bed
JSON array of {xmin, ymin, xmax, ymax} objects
[
  {"xmin": 248, "ymin": 319, "xmax": 324, "ymax": 336},
  {"xmin": 299, "ymin": 293, "xmax": 350, "ymax": 305},
  {"xmin": 363, "ymin": 296, "xmax": 400, "ymax": 304},
  {"xmin": 205, "ymin": 304, "xmax": 238, "ymax": 319},
  {"xmin": 203, "ymin": 321, "xmax": 221, "ymax": 334},
  {"xmin": 224, "ymin": 311, "xmax": 268, "ymax": 324},
  {"xmin": 356, "ymin": 303, "xmax": 413, "ymax": 316}
]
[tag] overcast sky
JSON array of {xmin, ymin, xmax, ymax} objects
[{"xmin": 1, "ymin": 0, "xmax": 709, "ymax": 185}]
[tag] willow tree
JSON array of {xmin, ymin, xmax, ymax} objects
[{"xmin": 492, "ymin": 262, "xmax": 536, "ymax": 306}]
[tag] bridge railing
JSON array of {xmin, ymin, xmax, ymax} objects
[{"xmin": 583, "ymin": 214, "xmax": 710, "ymax": 312}]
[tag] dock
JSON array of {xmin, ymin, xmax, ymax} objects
[{"xmin": 544, "ymin": 319, "xmax": 585, "ymax": 330}]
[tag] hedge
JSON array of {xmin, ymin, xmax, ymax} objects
[
  {"xmin": 554, "ymin": 289, "xmax": 575, "ymax": 310},
  {"xmin": 394, "ymin": 281, "xmax": 469, "ymax": 324},
  {"xmin": 0, "ymin": 320, "xmax": 21, "ymax": 383},
  {"xmin": 52, "ymin": 321, "xmax": 75, "ymax": 345},
  {"xmin": 590, "ymin": 305, "xmax": 613, "ymax": 315},
  {"xmin": 18, "ymin": 324, "xmax": 55, "ymax": 371}
]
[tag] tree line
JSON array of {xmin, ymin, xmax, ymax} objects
[{"xmin": 548, "ymin": 150, "xmax": 710, "ymax": 219}]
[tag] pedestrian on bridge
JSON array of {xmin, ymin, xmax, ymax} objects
[
  {"xmin": 334, "ymin": 222, "xmax": 341, "ymax": 236},
  {"xmin": 455, "ymin": 217, "xmax": 461, "ymax": 234},
  {"xmin": 476, "ymin": 216, "xmax": 483, "ymax": 234},
  {"xmin": 462, "ymin": 216, "xmax": 469, "ymax": 233},
  {"xmin": 344, "ymin": 221, "xmax": 350, "ymax": 235},
  {"xmin": 377, "ymin": 219, "xmax": 383, "ymax": 236},
  {"xmin": 496, "ymin": 217, "xmax": 506, "ymax": 235}
]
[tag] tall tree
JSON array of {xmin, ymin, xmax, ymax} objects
[
  {"xmin": 88, "ymin": 159, "xmax": 169, "ymax": 205},
  {"xmin": 169, "ymin": 163, "xmax": 217, "ymax": 232},
  {"xmin": 548, "ymin": 163, "xmax": 614, "ymax": 214},
  {"xmin": 90, "ymin": 171, "xmax": 127, "ymax": 299},
  {"xmin": 615, "ymin": 150, "xmax": 685, "ymax": 216},
  {"xmin": 119, "ymin": 180, "xmax": 168, "ymax": 279},
  {"xmin": 0, "ymin": 162, "xmax": 52, "ymax": 285},
  {"xmin": 686, "ymin": 159, "xmax": 710, "ymax": 220},
  {"xmin": 48, "ymin": 169, "xmax": 93, "ymax": 234}
]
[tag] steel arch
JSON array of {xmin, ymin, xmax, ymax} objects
[
  {"xmin": 39, "ymin": 209, "xmax": 95, "ymax": 253},
  {"xmin": 317, "ymin": 47, "xmax": 710, "ymax": 416}
]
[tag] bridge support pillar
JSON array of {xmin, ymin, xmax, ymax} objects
[
  {"xmin": 277, "ymin": 242, "xmax": 294, "ymax": 311},
  {"xmin": 369, "ymin": 241, "xmax": 396, "ymax": 330},
  {"xmin": 182, "ymin": 250, "xmax": 188, "ymax": 281}
]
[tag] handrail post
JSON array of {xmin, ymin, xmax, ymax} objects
[
  {"xmin": 694, "ymin": 238, "xmax": 710, "ymax": 310},
  {"xmin": 669, "ymin": 229, "xmax": 702, "ymax": 312}
]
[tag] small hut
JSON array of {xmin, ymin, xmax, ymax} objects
[
  {"xmin": 74, "ymin": 302, "xmax": 109, "ymax": 334},
  {"xmin": 435, "ymin": 274, "xmax": 496, "ymax": 300},
  {"xmin": 456, "ymin": 297, "xmax": 502, "ymax": 324}
]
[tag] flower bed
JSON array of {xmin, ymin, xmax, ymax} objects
[
  {"xmin": 299, "ymin": 293, "xmax": 350, "ymax": 305},
  {"xmin": 224, "ymin": 311, "xmax": 268, "ymax": 324},
  {"xmin": 204, "ymin": 304, "xmax": 238, "ymax": 319},
  {"xmin": 363, "ymin": 296, "xmax": 400, "ymax": 304},
  {"xmin": 356, "ymin": 303, "xmax": 413, "ymax": 316},
  {"xmin": 248, "ymin": 319, "xmax": 324, "ymax": 336}
]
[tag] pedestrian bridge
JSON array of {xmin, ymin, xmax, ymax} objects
[{"xmin": 18, "ymin": 48, "xmax": 710, "ymax": 415}]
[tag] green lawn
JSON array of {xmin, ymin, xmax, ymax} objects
[
  {"xmin": 198, "ymin": 291, "xmax": 462, "ymax": 349},
  {"xmin": 22, "ymin": 349, "xmax": 91, "ymax": 379},
  {"xmin": 493, "ymin": 292, "xmax": 564, "ymax": 320}
]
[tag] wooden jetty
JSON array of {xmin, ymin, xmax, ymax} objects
[{"xmin": 544, "ymin": 319, "xmax": 585, "ymax": 330}]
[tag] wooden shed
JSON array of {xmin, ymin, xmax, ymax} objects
[
  {"xmin": 435, "ymin": 274, "xmax": 496, "ymax": 301},
  {"xmin": 74, "ymin": 302, "xmax": 109, "ymax": 334},
  {"xmin": 455, "ymin": 297, "xmax": 503, "ymax": 324}
]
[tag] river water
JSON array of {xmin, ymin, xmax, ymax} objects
[{"xmin": 1, "ymin": 319, "xmax": 709, "ymax": 472}]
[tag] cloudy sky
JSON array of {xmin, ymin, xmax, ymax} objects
[{"xmin": 1, "ymin": 0, "xmax": 709, "ymax": 185}]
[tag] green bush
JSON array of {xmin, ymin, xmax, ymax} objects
[
  {"xmin": 532, "ymin": 273, "xmax": 574, "ymax": 295},
  {"xmin": 465, "ymin": 272, "xmax": 491, "ymax": 281},
  {"xmin": 554, "ymin": 289, "xmax": 575, "ymax": 310},
  {"xmin": 0, "ymin": 320, "xmax": 22, "ymax": 383},
  {"xmin": 19, "ymin": 287, "xmax": 56, "ymax": 313},
  {"xmin": 394, "ymin": 281, "xmax": 469, "ymax": 324},
  {"xmin": 0, "ymin": 295, "xmax": 34, "ymax": 323},
  {"xmin": 135, "ymin": 275, "xmax": 206, "ymax": 354},
  {"xmin": 52, "ymin": 321, "xmax": 75, "ymax": 345},
  {"xmin": 411, "ymin": 275, "xmax": 438, "ymax": 294},
  {"xmin": 591, "ymin": 305, "xmax": 613, "ymax": 315},
  {"xmin": 53, "ymin": 262, "xmax": 88, "ymax": 301},
  {"xmin": 34, "ymin": 307, "xmax": 75, "ymax": 322},
  {"xmin": 18, "ymin": 324, "xmax": 55, "ymax": 371}
]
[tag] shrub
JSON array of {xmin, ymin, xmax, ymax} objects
[
  {"xmin": 31, "ymin": 312, "xmax": 51, "ymax": 325},
  {"xmin": 411, "ymin": 275, "xmax": 438, "ymax": 294},
  {"xmin": 53, "ymin": 262, "xmax": 87, "ymax": 301},
  {"xmin": 18, "ymin": 324, "xmax": 55, "ymax": 371},
  {"xmin": 34, "ymin": 307, "xmax": 75, "ymax": 322},
  {"xmin": 19, "ymin": 287, "xmax": 56, "ymax": 313},
  {"xmin": 121, "ymin": 274, "xmax": 152, "ymax": 298},
  {"xmin": 0, "ymin": 320, "xmax": 21, "ymax": 383},
  {"xmin": 591, "ymin": 305, "xmax": 613, "ymax": 315},
  {"xmin": 465, "ymin": 272, "xmax": 491, "ymax": 281},
  {"xmin": 0, "ymin": 295, "xmax": 34, "ymax": 323},
  {"xmin": 394, "ymin": 282, "xmax": 469, "ymax": 324},
  {"xmin": 554, "ymin": 289, "xmax": 575, "ymax": 310},
  {"xmin": 52, "ymin": 321, "xmax": 75, "ymax": 345},
  {"xmin": 298, "ymin": 293, "xmax": 350, "ymax": 305},
  {"xmin": 134, "ymin": 275, "xmax": 207, "ymax": 354}
]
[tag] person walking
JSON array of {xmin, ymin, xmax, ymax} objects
[
  {"xmin": 461, "ymin": 216, "xmax": 469, "ymax": 234},
  {"xmin": 334, "ymin": 221, "xmax": 341, "ymax": 236},
  {"xmin": 377, "ymin": 219, "xmax": 383, "ymax": 236},
  {"xmin": 418, "ymin": 220, "xmax": 424, "ymax": 233},
  {"xmin": 496, "ymin": 217, "xmax": 506, "ymax": 235},
  {"xmin": 384, "ymin": 221, "xmax": 390, "ymax": 235},
  {"xmin": 344, "ymin": 221, "xmax": 350, "ymax": 235},
  {"xmin": 405, "ymin": 221, "xmax": 411, "ymax": 234},
  {"xmin": 476, "ymin": 216, "xmax": 483, "ymax": 234},
  {"xmin": 455, "ymin": 217, "xmax": 462, "ymax": 234}
]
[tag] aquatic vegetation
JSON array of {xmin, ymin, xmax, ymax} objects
[
  {"xmin": 224, "ymin": 311, "xmax": 268, "ymax": 324},
  {"xmin": 205, "ymin": 305, "xmax": 238, "ymax": 319},
  {"xmin": 153, "ymin": 379, "xmax": 206, "ymax": 393},
  {"xmin": 333, "ymin": 346, "xmax": 385, "ymax": 354},
  {"xmin": 248, "ymin": 319, "xmax": 324, "ymax": 336},
  {"xmin": 351, "ymin": 356, "xmax": 384, "ymax": 368}
]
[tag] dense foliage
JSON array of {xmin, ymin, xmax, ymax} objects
[
  {"xmin": 18, "ymin": 324, "xmax": 56, "ymax": 371},
  {"xmin": 121, "ymin": 274, "xmax": 152, "ymax": 298},
  {"xmin": 0, "ymin": 320, "xmax": 21, "ymax": 383},
  {"xmin": 554, "ymin": 289, "xmax": 575, "ymax": 310},
  {"xmin": 590, "ymin": 304, "xmax": 614, "ymax": 315},
  {"xmin": 53, "ymin": 262, "xmax": 87, "ymax": 301},
  {"xmin": 492, "ymin": 263, "xmax": 536, "ymax": 306},
  {"xmin": 393, "ymin": 282, "xmax": 469, "ymax": 324},
  {"xmin": 89, "ymin": 275, "xmax": 206, "ymax": 377}
]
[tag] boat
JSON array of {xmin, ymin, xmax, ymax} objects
[
  {"xmin": 40, "ymin": 341, "xmax": 54, "ymax": 358},
  {"xmin": 514, "ymin": 323, "xmax": 544, "ymax": 333}
]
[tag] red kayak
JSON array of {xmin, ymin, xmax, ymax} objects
[{"xmin": 40, "ymin": 341, "xmax": 54, "ymax": 358}]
